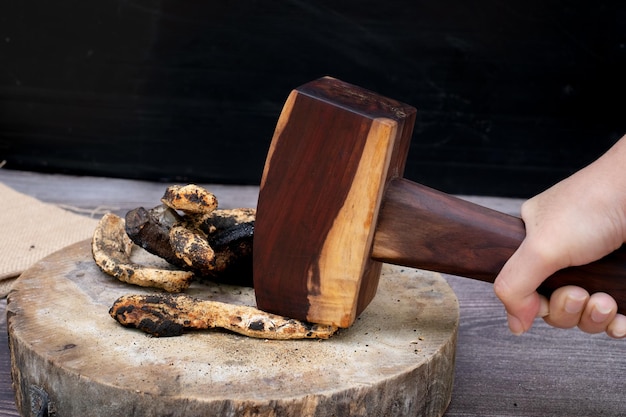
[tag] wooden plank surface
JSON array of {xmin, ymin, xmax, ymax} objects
[{"xmin": 1, "ymin": 169, "xmax": 625, "ymax": 417}]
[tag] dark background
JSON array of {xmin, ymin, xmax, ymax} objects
[{"xmin": 1, "ymin": 1, "xmax": 625, "ymax": 197}]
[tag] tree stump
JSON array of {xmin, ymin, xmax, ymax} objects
[{"xmin": 7, "ymin": 239, "xmax": 459, "ymax": 417}]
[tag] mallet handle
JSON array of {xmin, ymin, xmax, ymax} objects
[{"xmin": 372, "ymin": 178, "xmax": 626, "ymax": 314}]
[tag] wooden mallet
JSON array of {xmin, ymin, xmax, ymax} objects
[{"xmin": 253, "ymin": 76, "xmax": 626, "ymax": 328}]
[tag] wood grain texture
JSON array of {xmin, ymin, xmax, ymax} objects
[
  {"xmin": 2, "ymin": 171, "xmax": 626, "ymax": 417},
  {"xmin": 373, "ymin": 178, "xmax": 626, "ymax": 314},
  {"xmin": 0, "ymin": 299, "xmax": 19, "ymax": 417},
  {"xmin": 253, "ymin": 76, "xmax": 626, "ymax": 329},
  {"xmin": 373, "ymin": 178, "xmax": 525, "ymax": 281},
  {"xmin": 253, "ymin": 77, "xmax": 416, "ymax": 328},
  {"xmin": 0, "ymin": 170, "xmax": 260, "ymax": 218},
  {"xmin": 8, "ymin": 240, "xmax": 457, "ymax": 417},
  {"xmin": 444, "ymin": 276, "xmax": 626, "ymax": 417}
]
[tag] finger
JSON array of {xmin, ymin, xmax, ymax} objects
[
  {"xmin": 578, "ymin": 293, "xmax": 618, "ymax": 334},
  {"xmin": 542, "ymin": 286, "xmax": 589, "ymax": 329},
  {"xmin": 494, "ymin": 240, "xmax": 561, "ymax": 334},
  {"xmin": 537, "ymin": 294, "xmax": 550, "ymax": 319},
  {"xmin": 606, "ymin": 314, "xmax": 626, "ymax": 339}
]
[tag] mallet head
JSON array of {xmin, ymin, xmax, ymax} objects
[{"xmin": 253, "ymin": 77, "xmax": 416, "ymax": 327}]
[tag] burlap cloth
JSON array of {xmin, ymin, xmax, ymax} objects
[{"xmin": 0, "ymin": 182, "xmax": 100, "ymax": 298}]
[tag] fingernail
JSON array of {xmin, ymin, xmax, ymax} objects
[
  {"xmin": 507, "ymin": 314, "xmax": 525, "ymax": 336},
  {"xmin": 610, "ymin": 320, "xmax": 626, "ymax": 338},
  {"xmin": 591, "ymin": 304, "xmax": 613, "ymax": 323},
  {"xmin": 564, "ymin": 293, "xmax": 586, "ymax": 314}
]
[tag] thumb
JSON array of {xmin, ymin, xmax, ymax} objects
[{"xmin": 494, "ymin": 240, "xmax": 557, "ymax": 334}]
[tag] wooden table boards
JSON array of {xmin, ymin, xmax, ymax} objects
[{"xmin": 1, "ymin": 169, "xmax": 625, "ymax": 416}]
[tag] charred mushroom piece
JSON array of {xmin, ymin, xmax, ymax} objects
[
  {"xmin": 125, "ymin": 205, "xmax": 186, "ymax": 269},
  {"xmin": 92, "ymin": 213, "xmax": 194, "ymax": 292},
  {"xmin": 161, "ymin": 184, "xmax": 218, "ymax": 214},
  {"xmin": 169, "ymin": 224, "xmax": 217, "ymax": 274},
  {"xmin": 195, "ymin": 207, "xmax": 256, "ymax": 237},
  {"xmin": 125, "ymin": 204, "xmax": 255, "ymax": 287},
  {"xmin": 96, "ymin": 186, "xmax": 324, "ymax": 341},
  {"xmin": 110, "ymin": 293, "xmax": 338, "ymax": 340},
  {"xmin": 177, "ymin": 208, "xmax": 255, "ymax": 286}
]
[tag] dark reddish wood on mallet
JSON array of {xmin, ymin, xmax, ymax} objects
[
  {"xmin": 254, "ymin": 77, "xmax": 626, "ymax": 328},
  {"xmin": 254, "ymin": 76, "xmax": 416, "ymax": 328},
  {"xmin": 373, "ymin": 177, "xmax": 626, "ymax": 311}
]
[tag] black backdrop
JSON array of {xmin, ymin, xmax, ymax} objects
[{"xmin": 1, "ymin": 1, "xmax": 625, "ymax": 197}]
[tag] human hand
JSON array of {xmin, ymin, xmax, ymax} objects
[{"xmin": 493, "ymin": 135, "xmax": 626, "ymax": 338}]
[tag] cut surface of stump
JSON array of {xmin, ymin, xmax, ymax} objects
[{"xmin": 7, "ymin": 239, "xmax": 459, "ymax": 417}]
